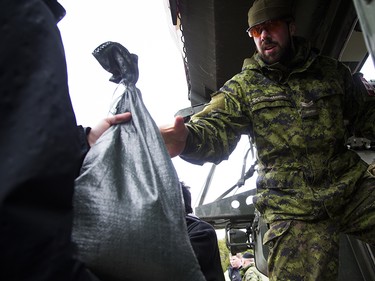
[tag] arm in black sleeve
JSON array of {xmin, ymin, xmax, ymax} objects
[
  {"xmin": 0, "ymin": 1, "xmax": 100, "ymax": 280},
  {"xmin": 77, "ymin": 125, "xmax": 91, "ymax": 173},
  {"xmin": 186, "ymin": 216, "xmax": 225, "ymax": 281}
]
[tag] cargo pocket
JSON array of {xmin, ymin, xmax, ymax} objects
[
  {"xmin": 250, "ymin": 96, "xmax": 294, "ymax": 124},
  {"xmin": 249, "ymin": 93, "xmax": 296, "ymax": 139},
  {"xmin": 263, "ymin": 220, "xmax": 292, "ymax": 250}
]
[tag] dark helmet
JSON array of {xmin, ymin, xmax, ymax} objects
[{"xmin": 247, "ymin": 0, "xmax": 294, "ymax": 29}]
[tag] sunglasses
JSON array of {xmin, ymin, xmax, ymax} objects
[{"xmin": 246, "ymin": 19, "xmax": 285, "ymax": 38}]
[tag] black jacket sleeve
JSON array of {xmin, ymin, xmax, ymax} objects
[
  {"xmin": 0, "ymin": 1, "xmax": 99, "ymax": 280},
  {"xmin": 186, "ymin": 216, "xmax": 225, "ymax": 281}
]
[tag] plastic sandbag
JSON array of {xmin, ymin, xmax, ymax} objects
[{"xmin": 72, "ymin": 41, "xmax": 205, "ymax": 281}]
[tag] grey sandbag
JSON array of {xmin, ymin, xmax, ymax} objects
[{"xmin": 72, "ymin": 41, "xmax": 205, "ymax": 281}]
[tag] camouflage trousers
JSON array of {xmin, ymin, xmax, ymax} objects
[{"xmin": 263, "ymin": 174, "xmax": 375, "ymax": 281}]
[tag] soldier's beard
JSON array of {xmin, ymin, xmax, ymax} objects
[{"xmin": 259, "ymin": 38, "xmax": 293, "ymax": 65}]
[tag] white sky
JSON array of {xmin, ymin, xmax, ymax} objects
[
  {"xmin": 58, "ymin": 0, "xmax": 374, "ymax": 210},
  {"xmin": 362, "ymin": 55, "xmax": 375, "ymax": 81}
]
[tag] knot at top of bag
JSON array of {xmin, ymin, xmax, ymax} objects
[{"xmin": 92, "ymin": 41, "xmax": 139, "ymax": 85}]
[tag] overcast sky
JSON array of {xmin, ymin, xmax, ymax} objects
[{"xmin": 58, "ymin": 0, "xmax": 374, "ymax": 210}]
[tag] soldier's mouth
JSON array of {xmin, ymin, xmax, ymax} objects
[{"xmin": 263, "ymin": 44, "xmax": 277, "ymax": 51}]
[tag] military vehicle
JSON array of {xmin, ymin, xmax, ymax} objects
[{"xmin": 166, "ymin": 0, "xmax": 375, "ymax": 280}]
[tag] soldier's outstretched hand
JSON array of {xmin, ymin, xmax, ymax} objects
[{"xmin": 160, "ymin": 116, "xmax": 189, "ymax": 158}]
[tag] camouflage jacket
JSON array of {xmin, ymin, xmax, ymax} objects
[
  {"xmin": 241, "ymin": 264, "xmax": 263, "ymax": 281},
  {"xmin": 181, "ymin": 36, "xmax": 375, "ymax": 222}
]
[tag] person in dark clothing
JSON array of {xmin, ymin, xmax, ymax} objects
[
  {"xmin": 181, "ymin": 182, "xmax": 226, "ymax": 281},
  {"xmin": 0, "ymin": 1, "xmax": 130, "ymax": 280},
  {"xmin": 226, "ymin": 253, "xmax": 243, "ymax": 281}
]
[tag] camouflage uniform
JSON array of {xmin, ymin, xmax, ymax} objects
[
  {"xmin": 181, "ymin": 36, "xmax": 375, "ymax": 280},
  {"xmin": 241, "ymin": 263, "xmax": 263, "ymax": 281}
]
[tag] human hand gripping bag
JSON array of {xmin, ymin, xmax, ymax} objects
[{"xmin": 72, "ymin": 41, "xmax": 205, "ymax": 281}]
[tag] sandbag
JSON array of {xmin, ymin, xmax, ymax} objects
[{"xmin": 72, "ymin": 41, "xmax": 205, "ymax": 281}]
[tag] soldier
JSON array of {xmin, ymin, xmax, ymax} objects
[
  {"xmin": 241, "ymin": 252, "xmax": 265, "ymax": 281},
  {"xmin": 160, "ymin": 0, "xmax": 375, "ymax": 280}
]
